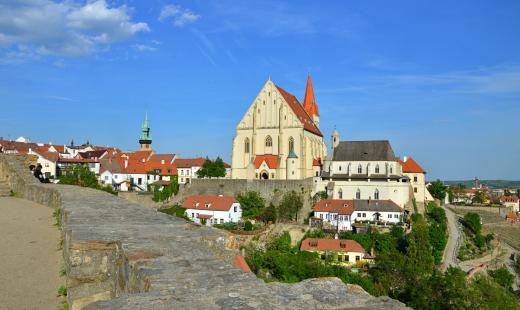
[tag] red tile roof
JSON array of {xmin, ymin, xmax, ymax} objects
[
  {"xmin": 399, "ymin": 157, "xmax": 426, "ymax": 174},
  {"xmin": 314, "ymin": 199, "xmax": 354, "ymax": 215},
  {"xmin": 312, "ymin": 158, "xmax": 322, "ymax": 166},
  {"xmin": 181, "ymin": 195, "xmax": 237, "ymax": 212},
  {"xmin": 149, "ymin": 154, "xmax": 176, "ymax": 164},
  {"xmin": 276, "ymin": 85, "xmax": 322, "ymax": 137},
  {"xmin": 174, "ymin": 157, "xmax": 207, "ymax": 168},
  {"xmin": 303, "ymin": 74, "xmax": 319, "ymax": 117},
  {"xmin": 35, "ymin": 151, "xmax": 60, "ymax": 162},
  {"xmin": 254, "ymin": 154, "xmax": 279, "ymax": 169},
  {"xmin": 234, "ymin": 255, "xmax": 251, "ymax": 272},
  {"xmin": 58, "ymin": 157, "xmax": 98, "ymax": 163},
  {"xmin": 501, "ymin": 195, "xmax": 519, "ymax": 203},
  {"xmin": 300, "ymin": 238, "xmax": 366, "ymax": 253},
  {"xmin": 506, "ymin": 212, "xmax": 518, "ymax": 221}
]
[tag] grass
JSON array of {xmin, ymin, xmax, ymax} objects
[
  {"xmin": 158, "ymin": 205, "xmax": 190, "ymax": 220},
  {"xmin": 53, "ymin": 208, "xmax": 62, "ymax": 227},
  {"xmin": 57, "ymin": 285, "xmax": 67, "ymax": 297}
]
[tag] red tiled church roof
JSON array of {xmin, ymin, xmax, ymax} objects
[
  {"xmin": 254, "ymin": 155, "xmax": 279, "ymax": 169},
  {"xmin": 275, "ymin": 86, "xmax": 322, "ymax": 137},
  {"xmin": 303, "ymin": 74, "xmax": 319, "ymax": 117},
  {"xmin": 399, "ymin": 157, "xmax": 426, "ymax": 174}
]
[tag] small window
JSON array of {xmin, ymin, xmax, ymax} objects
[
  {"xmin": 375, "ymin": 164, "xmax": 380, "ymax": 174},
  {"xmin": 265, "ymin": 136, "xmax": 272, "ymax": 147},
  {"xmin": 321, "ymin": 254, "xmax": 326, "ymax": 260},
  {"xmin": 338, "ymin": 256, "xmax": 343, "ymax": 262},
  {"xmin": 339, "ymin": 166, "xmax": 342, "ymax": 171},
  {"xmin": 338, "ymin": 189, "xmax": 343, "ymax": 199},
  {"xmin": 271, "ymin": 173, "xmax": 274, "ymax": 179},
  {"xmin": 355, "ymin": 256, "xmax": 360, "ymax": 261},
  {"xmin": 346, "ymin": 255, "xmax": 350, "ymax": 262},
  {"xmin": 220, "ymin": 219, "xmax": 224, "ymax": 224},
  {"xmin": 414, "ymin": 187, "xmax": 418, "ymax": 193},
  {"xmin": 388, "ymin": 214, "xmax": 392, "ymax": 218},
  {"xmin": 374, "ymin": 189, "xmax": 379, "ymax": 200},
  {"xmin": 394, "ymin": 214, "xmax": 399, "ymax": 219},
  {"xmin": 315, "ymin": 171, "xmax": 319, "ymax": 177},
  {"xmin": 234, "ymin": 206, "xmax": 237, "ymax": 212},
  {"xmin": 358, "ymin": 164, "xmax": 362, "ymax": 174},
  {"xmin": 244, "ymin": 138, "xmax": 250, "ymax": 153},
  {"xmin": 414, "ymin": 176, "xmax": 418, "ymax": 182},
  {"xmin": 356, "ymin": 189, "xmax": 361, "ymax": 200}
]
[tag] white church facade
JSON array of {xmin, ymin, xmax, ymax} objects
[{"xmin": 231, "ymin": 76, "xmax": 326, "ymax": 180}]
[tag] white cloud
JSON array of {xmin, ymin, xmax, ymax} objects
[
  {"xmin": 133, "ymin": 44, "xmax": 156, "ymax": 52},
  {"xmin": 0, "ymin": 0, "xmax": 149, "ymax": 60},
  {"xmin": 158, "ymin": 4, "xmax": 200, "ymax": 27}
]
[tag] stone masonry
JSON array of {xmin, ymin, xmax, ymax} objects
[{"xmin": 0, "ymin": 154, "xmax": 407, "ymax": 309}]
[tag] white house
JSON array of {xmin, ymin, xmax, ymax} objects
[
  {"xmin": 501, "ymin": 195, "xmax": 520, "ymax": 212},
  {"xmin": 319, "ymin": 138, "xmax": 411, "ymax": 209},
  {"xmin": 28, "ymin": 148, "xmax": 59, "ymax": 179},
  {"xmin": 313, "ymin": 198, "xmax": 404, "ymax": 231},
  {"xmin": 174, "ymin": 157, "xmax": 206, "ymax": 184},
  {"xmin": 181, "ymin": 195, "xmax": 242, "ymax": 226}
]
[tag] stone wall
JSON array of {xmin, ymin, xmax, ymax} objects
[
  {"xmin": 0, "ymin": 154, "xmax": 407, "ymax": 309},
  {"xmin": 174, "ymin": 178, "xmax": 318, "ymax": 223}
]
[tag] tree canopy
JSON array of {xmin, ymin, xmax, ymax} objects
[
  {"xmin": 196, "ymin": 157, "xmax": 226, "ymax": 178},
  {"xmin": 236, "ymin": 191, "xmax": 266, "ymax": 219},
  {"xmin": 428, "ymin": 180, "xmax": 447, "ymax": 201}
]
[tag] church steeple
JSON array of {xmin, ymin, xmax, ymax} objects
[
  {"xmin": 303, "ymin": 74, "xmax": 320, "ymax": 127},
  {"xmin": 139, "ymin": 112, "xmax": 152, "ymax": 151}
]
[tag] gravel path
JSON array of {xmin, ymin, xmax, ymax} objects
[
  {"xmin": 441, "ymin": 205, "xmax": 462, "ymax": 271},
  {"xmin": 0, "ymin": 197, "xmax": 62, "ymax": 310}
]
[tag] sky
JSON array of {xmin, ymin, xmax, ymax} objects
[{"xmin": 0, "ymin": 0, "xmax": 519, "ymax": 181}]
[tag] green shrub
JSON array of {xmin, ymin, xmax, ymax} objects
[{"xmin": 244, "ymin": 220, "xmax": 253, "ymax": 231}]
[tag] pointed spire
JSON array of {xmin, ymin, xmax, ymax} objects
[{"xmin": 303, "ymin": 74, "xmax": 319, "ymax": 117}]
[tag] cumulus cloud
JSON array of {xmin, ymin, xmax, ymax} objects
[
  {"xmin": 159, "ymin": 4, "xmax": 200, "ymax": 27},
  {"xmin": 0, "ymin": 0, "xmax": 149, "ymax": 59}
]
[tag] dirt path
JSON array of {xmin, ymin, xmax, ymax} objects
[
  {"xmin": 441, "ymin": 205, "xmax": 462, "ymax": 271},
  {"xmin": 0, "ymin": 197, "xmax": 62, "ymax": 310}
]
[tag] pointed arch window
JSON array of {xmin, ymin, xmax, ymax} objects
[
  {"xmin": 356, "ymin": 189, "xmax": 361, "ymax": 200},
  {"xmin": 338, "ymin": 189, "xmax": 343, "ymax": 199},
  {"xmin": 357, "ymin": 164, "xmax": 362, "ymax": 174},
  {"xmin": 288, "ymin": 137, "xmax": 294, "ymax": 152},
  {"xmin": 244, "ymin": 138, "xmax": 250, "ymax": 153},
  {"xmin": 374, "ymin": 189, "xmax": 379, "ymax": 200},
  {"xmin": 375, "ymin": 164, "xmax": 380, "ymax": 174},
  {"xmin": 265, "ymin": 136, "xmax": 272, "ymax": 147}
]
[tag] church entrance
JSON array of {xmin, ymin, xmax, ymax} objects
[{"xmin": 260, "ymin": 171, "xmax": 269, "ymax": 179}]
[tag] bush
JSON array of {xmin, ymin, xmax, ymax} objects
[
  {"xmin": 237, "ymin": 191, "xmax": 265, "ymax": 219},
  {"xmin": 244, "ymin": 220, "xmax": 253, "ymax": 231},
  {"xmin": 488, "ymin": 267, "xmax": 514, "ymax": 291},
  {"xmin": 158, "ymin": 204, "xmax": 189, "ymax": 220},
  {"xmin": 462, "ymin": 213, "xmax": 482, "ymax": 235}
]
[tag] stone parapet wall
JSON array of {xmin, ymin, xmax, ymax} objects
[{"xmin": 0, "ymin": 154, "xmax": 407, "ymax": 309}]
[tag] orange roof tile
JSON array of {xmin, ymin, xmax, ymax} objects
[
  {"xmin": 276, "ymin": 85, "xmax": 322, "ymax": 137},
  {"xmin": 314, "ymin": 199, "xmax": 354, "ymax": 215},
  {"xmin": 303, "ymin": 74, "xmax": 319, "ymax": 117},
  {"xmin": 174, "ymin": 157, "xmax": 207, "ymax": 168},
  {"xmin": 501, "ymin": 195, "xmax": 519, "ymax": 203},
  {"xmin": 300, "ymin": 238, "xmax": 366, "ymax": 253},
  {"xmin": 254, "ymin": 155, "xmax": 279, "ymax": 169},
  {"xmin": 399, "ymin": 157, "xmax": 426, "ymax": 174},
  {"xmin": 181, "ymin": 195, "xmax": 237, "ymax": 212},
  {"xmin": 234, "ymin": 255, "xmax": 251, "ymax": 272},
  {"xmin": 312, "ymin": 158, "xmax": 322, "ymax": 166}
]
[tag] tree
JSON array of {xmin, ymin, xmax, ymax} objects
[
  {"xmin": 473, "ymin": 190, "xmax": 487, "ymax": 204},
  {"xmin": 236, "ymin": 191, "xmax": 265, "ymax": 219},
  {"xmin": 428, "ymin": 180, "xmax": 447, "ymax": 201},
  {"xmin": 488, "ymin": 267, "xmax": 514, "ymax": 291},
  {"xmin": 462, "ymin": 212, "xmax": 482, "ymax": 235},
  {"xmin": 59, "ymin": 164, "xmax": 116, "ymax": 195},
  {"xmin": 258, "ymin": 203, "xmax": 277, "ymax": 224},
  {"xmin": 278, "ymin": 191, "xmax": 303, "ymax": 222},
  {"xmin": 426, "ymin": 203, "xmax": 448, "ymax": 264},
  {"xmin": 405, "ymin": 219, "xmax": 435, "ymax": 277},
  {"xmin": 197, "ymin": 157, "xmax": 227, "ymax": 178}
]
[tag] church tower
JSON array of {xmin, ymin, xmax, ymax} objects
[
  {"xmin": 303, "ymin": 74, "xmax": 320, "ymax": 127},
  {"xmin": 332, "ymin": 127, "xmax": 340, "ymax": 151},
  {"xmin": 139, "ymin": 112, "xmax": 152, "ymax": 151}
]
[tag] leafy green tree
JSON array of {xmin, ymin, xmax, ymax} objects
[
  {"xmin": 59, "ymin": 164, "xmax": 117, "ymax": 195},
  {"xmin": 405, "ymin": 219, "xmax": 435, "ymax": 277},
  {"xmin": 488, "ymin": 267, "xmax": 515, "ymax": 291},
  {"xmin": 244, "ymin": 220, "xmax": 253, "ymax": 231},
  {"xmin": 236, "ymin": 191, "xmax": 265, "ymax": 219},
  {"xmin": 470, "ymin": 275, "xmax": 519, "ymax": 309},
  {"xmin": 278, "ymin": 190, "xmax": 303, "ymax": 222},
  {"xmin": 258, "ymin": 203, "xmax": 277, "ymax": 224},
  {"xmin": 462, "ymin": 212, "xmax": 482, "ymax": 235},
  {"xmin": 473, "ymin": 190, "xmax": 487, "ymax": 204},
  {"xmin": 426, "ymin": 203, "xmax": 448, "ymax": 264},
  {"xmin": 428, "ymin": 180, "xmax": 447, "ymax": 201},
  {"xmin": 197, "ymin": 157, "xmax": 227, "ymax": 178}
]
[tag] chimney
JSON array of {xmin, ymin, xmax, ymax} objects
[
  {"xmin": 125, "ymin": 159, "xmax": 128, "ymax": 168},
  {"xmin": 403, "ymin": 156, "xmax": 408, "ymax": 162}
]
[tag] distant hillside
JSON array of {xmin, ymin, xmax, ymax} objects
[{"xmin": 443, "ymin": 180, "xmax": 520, "ymax": 189}]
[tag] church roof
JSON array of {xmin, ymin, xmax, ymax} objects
[
  {"xmin": 275, "ymin": 85, "xmax": 323, "ymax": 137},
  {"xmin": 254, "ymin": 154, "xmax": 279, "ymax": 169},
  {"xmin": 398, "ymin": 157, "xmax": 426, "ymax": 174},
  {"xmin": 303, "ymin": 75, "xmax": 319, "ymax": 117},
  {"xmin": 333, "ymin": 140, "xmax": 395, "ymax": 161}
]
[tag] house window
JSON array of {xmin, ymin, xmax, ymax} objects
[
  {"xmin": 315, "ymin": 171, "xmax": 319, "ymax": 177},
  {"xmin": 363, "ymin": 213, "xmax": 366, "ymax": 218},
  {"xmin": 374, "ymin": 189, "xmax": 379, "ymax": 200},
  {"xmin": 338, "ymin": 189, "xmax": 343, "ymax": 199},
  {"xmin": 256, "ymin": 173, "xmax": 258, "ymax": 178},
  {"xmin": 356, "ymin": 189, "xmax": 361, "ymax": 200},
  {"xmin": 355, "ymin": 256, "xmax": 360, "ymax": 261},
  {"xmin": 271, "ymin": 173, "xmax": 274, "ymax": 179},
  {"xmin": 104, "ymin": 176, "xmax": 108, "ymax": 181},
  {"xmin": 319, "ymin": 214, "xmax": 323, "ymax": 219},
  {"xmin": 390, "ymin": 166, "xmax": 393, "ymax": 174},
  {"xmin": 181, "ymin": 170, "xmax": 184, "ymax": 176},
  {"xmin": 339, "ymin": 165, "xmax": 342, "ymax": 171},
  {"xmin": 138, "ymin": 178, "xmax": 142, "ymax": 185},
  {"xmin": 265, "ymin": 136, "xmax": 272, "ymax": 147},
  {"xmin": 321, "ymin": 254, "xmax": 326, "ymax": 260},
  {"xmin": 191, "ymin": 213, "xmax": 194, "ymax": 218},
  {"xmin": 220, "ymin": 219, "xmax": 224, "ymax": 224},
  {"xmin": 414, "ymin": 176, "xmax": 418, "ymax": 182},
  {"xmin": 114, "ymin": 175, "xmax": 118, "ymax": 179},
  {"xmin": 358, "ymin": 164, "xmax": 362, "ymax": 174},
  {"xmin": 375, "ymin": 164, "xmax": 380, "ymax": 174},
  {"xmin": 346, "ymin": 255, "xmax": 349, "ymax": 262},
  {"xmin": 338, "ymin": 255, "xmax": 343, "ymax": 262},
  {"xmin": 181, "ymin": 178, "xmax": 184, "ymax": 183},
  {"xmin": 234, "ymin": 206, "xmax": 237, "ymax": 212},
  {"xmin": 388, "ymin": 214, "xmax": 392, "ymax": 218},
  {"xmin": 244, "ymin": 138, "xmax": 250, "ymax": 153},
  {"xmin": 394, "ymin": 214, "xmax": 399, "ymax": 219},
  {"xmin": 414, "ymin": 187, "xmax": 418, "ymax": 193},
  {"xmin": 187, "ymin": 170, "xmax": 190, "ymax": 175}
]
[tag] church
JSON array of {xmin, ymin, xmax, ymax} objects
[{"xmin": 231, "ymin": 76, "xmax": 327, "ymax": 180}]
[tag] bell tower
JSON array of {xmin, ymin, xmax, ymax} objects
[{"xmin": 139, "ymin": 112, "xmax": 152, "ymax": 151}]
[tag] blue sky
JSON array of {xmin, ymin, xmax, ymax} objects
[{"xmin": 1, "ymin": 0, "xmax": 519, "ymax": 180}]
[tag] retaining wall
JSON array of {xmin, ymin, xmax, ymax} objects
[{"xmin": 0, "ymin": 154, "xmax": 407, "ymax": 309}]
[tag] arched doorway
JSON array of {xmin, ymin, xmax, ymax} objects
[{"xmin": 260, "ymin": 171, "xmax": 269, "ymax": 179}]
